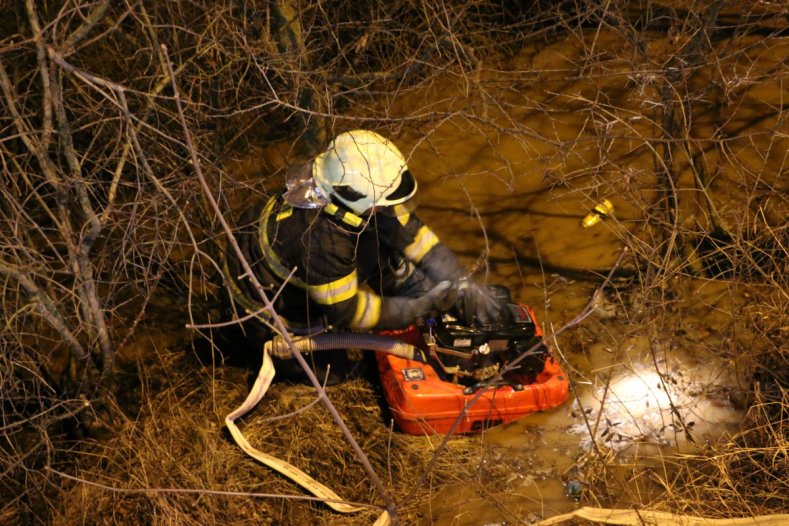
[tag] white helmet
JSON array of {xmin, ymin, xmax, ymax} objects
[{"xmin": 312, "ymin": 130, "xmax": 417, "ymax": 215}]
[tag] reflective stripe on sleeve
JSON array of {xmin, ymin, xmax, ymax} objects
[
  {"xmin": 403, "ymin": 225, "xmax": 439, "ymax": 263},
  {"xmin": 307, "ymin": 270, "xmax": 359, "ymax": 306},
  {"xmin": 350, "ymin": 290, "xmax": 382, "ymax": 330}
]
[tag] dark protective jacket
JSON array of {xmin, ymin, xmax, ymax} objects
[{"xmin": 224, "ymin": 194, "xmax": 466, "ymax": 332}]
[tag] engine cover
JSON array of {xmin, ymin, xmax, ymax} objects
[{"xmin": 425, "ymin": 287, "xmax": 549, "ymax": 385}]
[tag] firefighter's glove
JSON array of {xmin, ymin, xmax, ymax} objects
[
  {"xmin": 456, "ymin": 279, "xmax": 504, "ymax": 327},
  {"xmin": 411, "ymin": 280, "xmax": 457, "ymax": 318}
]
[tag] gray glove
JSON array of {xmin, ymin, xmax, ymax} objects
[
  {"xmin": 410, "ymin": 280, "xmax": 457, "ymax": 318},
  {"xmin": 375, "ymin": 281, "xmax": 458, "ymax": 330},
  {"xmin": 455, "ymin": 279, "xmax": 505, "ymax": 326}
]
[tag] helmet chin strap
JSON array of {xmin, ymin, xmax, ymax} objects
[{"xmin": 323, "ymin": 201, "xmax": 364, "ymax": 228}]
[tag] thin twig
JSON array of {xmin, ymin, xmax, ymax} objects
[{"xmin": 45, "ymin": 467, "xmax": 383, "ymax": 510}]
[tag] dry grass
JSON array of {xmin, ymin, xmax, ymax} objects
[
  {"xmin": 650, "ymin": 293, "xmax": 789, "ymax": 517},
  {"xmin": 49, "ymin": 332, "xmax": 483, "ymax": 525},
  {"xmin": 562, "ymin": 280, "xmax": 789, "ymax": 520}
]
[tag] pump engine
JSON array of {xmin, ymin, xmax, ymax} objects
[{"xmin": 420, "ymin": 285, "xmax": 549, "ymax": 387}]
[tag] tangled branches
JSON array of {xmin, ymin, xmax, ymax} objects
[{"xmin": 0, "ymin": 0, "xmax": 787, "ymax": 523}]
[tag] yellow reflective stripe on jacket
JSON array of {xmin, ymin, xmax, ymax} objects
[
  {"xmin": 222, "ymin": 258, "xmax": 307, "ymax": 327},
  {"xmin": 222, "ymin": 258, "xmax": 268, "ymax": 316},
  {"xmin": 258, "ymin": 197, "xmax": 308, "ymax": 288},
  {"xmin": 258, "ymin": 197, "xmax": 358, "ymax": 306},
  {"xmin": 350, "ymin": 290, "xmax": 382, "ymax": 330},
  {"xmin": 323, "ymin": 203, "xmax": 363, "ymax": 228},
  {"xmin": 404, "ymin": 225, "xmax": 439, "ymax": 263},
  {"xmin": 307, "ymin": 270, "xmax": 358, "ymax": 306},
  {"xmin": 275, "ymin": 205, "xmax": 293, "ymax": 221}
]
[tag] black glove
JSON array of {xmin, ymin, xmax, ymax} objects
[
  {"xmin": 410, "ymin": 280, "xmax": 457, "ymax": 318},
  {"xmin": 455, "ymin": 279, "xmax": 505, "ymax": 326}
]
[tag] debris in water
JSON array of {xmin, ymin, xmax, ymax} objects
[{"xmin": 565, "ymin": 479, "xmax": 583, "ymax": 500}]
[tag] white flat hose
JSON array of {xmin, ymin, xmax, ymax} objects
[
  {"xmin": 266, "ymin": 332, "xmax": 420, "ymax": 360},
  {"xmin": 532, "ymin": 507, "xmax": 789, "ymax": 526},
  {"xmin": 225, "ymin": 345, "xmax": 391, "ymax": 525}
]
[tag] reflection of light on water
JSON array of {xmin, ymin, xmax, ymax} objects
[
  {"xmin": 607, "ymin": 370, "xmax": 673, "ymax": 419},
  {"xmin": 570, "ymin": 366, "xmax": 742, "ymax": 453}
]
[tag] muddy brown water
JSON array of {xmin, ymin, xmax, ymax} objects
[
  {"xmin": 221, "ymin": 29, "xmax": 785, "ymax": 524},
  {"xmin": 419, "ymin": 279, "xmax": 746, "ymax": 525},
  {"xmin": 224, "ymin": 151, "xmax": 748, "ymax": 524}
]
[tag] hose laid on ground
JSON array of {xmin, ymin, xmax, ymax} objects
[
  {"xmin": 266, "ymin": 332, "xmax": 422, "ymax": 361},
  {"xmin": 225, "ymin": 333, "xmax": 418, "ymax": 526},
  {"xmin": 531, "ymin": 507, "xmax": 789, "ymax": 526}
]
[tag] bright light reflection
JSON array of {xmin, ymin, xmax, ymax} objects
[
  {"xmin": 607, "ymin": 370, "xmax": 674, "ymax": 419},
  {"xmin": 571, "ymin": 368, "xmax": 692, "ymax": 450},
  {"xmin": 571, "ymin": 364, "xmax": 743, "ymax": 451}
]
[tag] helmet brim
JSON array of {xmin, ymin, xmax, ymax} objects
[
  {"xmin": 376, "ymin": 194, "xmax": 420, "ymax": 217},
  {"xmin": 386, "ymin": 169, "xmax": 417, "ymax": 203}
]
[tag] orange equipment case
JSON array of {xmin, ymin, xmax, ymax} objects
[{"xmin": 377, "ymin": 308, "xmax": 569, "ymax": 436}]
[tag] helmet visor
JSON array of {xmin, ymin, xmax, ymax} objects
[
  {"xmin": 359, "ymin": 170, "xmax": 418, "ymax": 216},
  {"xmin": 349, "ymin": 169, "xmax": 419, "ymax": 216}
]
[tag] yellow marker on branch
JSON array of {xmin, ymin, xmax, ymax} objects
[{"xmin": 582, "ymin": 199, "xmax": 614, "ymax": 228}]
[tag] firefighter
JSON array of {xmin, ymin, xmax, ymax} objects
[{"xmin": 223, "ymin": 130, "xmax": 500, "ymax": 383}]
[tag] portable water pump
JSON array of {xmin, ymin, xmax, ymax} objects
[
  {"xmin": 377, "ymin": 285, "xmax": 569, "ymax": 435},
  {"xmin": 423, "ymin": 285, "xmax": 550, "ymax": 390}
]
